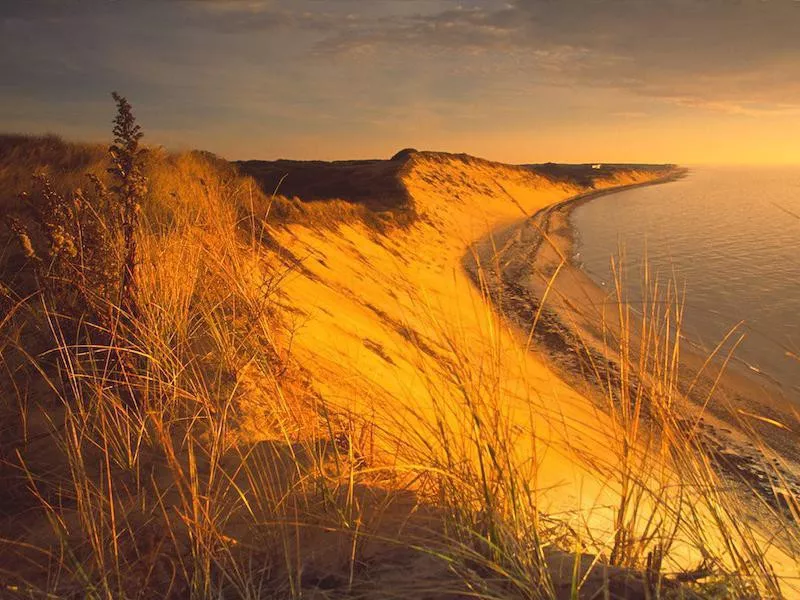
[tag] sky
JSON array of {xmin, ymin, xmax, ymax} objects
[{"xmin": 2, "ymin": 0, "xmax": 800, "ymax": 164}]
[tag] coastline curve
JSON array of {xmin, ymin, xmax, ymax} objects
[{"xmin": 463, "ymin": 168, "xmax": 800, "ymax": 517}]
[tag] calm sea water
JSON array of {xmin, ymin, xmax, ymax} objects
[{"xmin": 571, "ymin": 167, "xmax": 800, "ymax": 402}]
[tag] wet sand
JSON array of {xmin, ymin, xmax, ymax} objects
[{"xmin": 464, "ymin": 171, "xmax": 800, "ymax": 516}]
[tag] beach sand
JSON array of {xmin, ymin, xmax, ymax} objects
[{"xmin": 464, "ymin": 171, "xmax": 800, "ymax": 518}]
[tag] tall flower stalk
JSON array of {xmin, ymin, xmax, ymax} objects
[{"xmin": 109, "ymin": 91, "xmax": 147, "ymax": 320}]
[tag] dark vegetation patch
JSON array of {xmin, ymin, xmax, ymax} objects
[
  {"xmin": 0, "ymin": 134, "xmax": 106, "ymax": 202},
  {"xmin": 237, "ymin": 154, "xmax": 418, "ymax": 228},
  {"xmin": 526, "ymin": 162, "xmax": 677, "ymax": 188},
  {"xmin": 362, "ymin": 301, "xmax": 393, "ymax": 325},
  {"xmin": 393, "ymin": 323, "xmax": 442, "ymax": 362},
  {"xmin": 237, "ymin": 158, "xmax": 409, "ymax": 210},
  {"xmin": 390, "ymin": 148, "xmax": 419, "ymax": 162}
]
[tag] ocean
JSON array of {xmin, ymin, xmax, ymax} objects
[{"xmin": 571, "ymin": 166, "xmax": 800, "ymax": 404}]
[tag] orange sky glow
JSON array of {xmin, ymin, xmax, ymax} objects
[{"xmin": 3, "ymin": 0, "xmax": 800, "ymax": 165}]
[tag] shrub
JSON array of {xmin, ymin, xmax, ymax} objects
[
  {"xmin": 6, "ymin": 175, "xmax": 117, "ymax": 326},
  {"xmin": 5, "ymin": 93, "xmax": 146, "ymax": 329}
]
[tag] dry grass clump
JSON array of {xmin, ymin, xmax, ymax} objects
[
  {"xmin": 6, "ymin": 172, "xmax": 119, "ymax": 326},
  {"xmin": 587, "ymin": 265, "xmax": 784, "ymax": 596},
  {"xmin": 0, "ymin": 98, "xmax": 384, "ymax": 598},
  {"xmin": 0, "ymin": 97, "xmax": 483, "ymax": 599},
  {"xmin": 0, "ymin": 134, "xmax": 106, "ymax": 208}
]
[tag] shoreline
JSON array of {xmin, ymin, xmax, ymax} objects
[{"xmin": 464, "ymin": 170, "xmax": 800, "ymax": 516}]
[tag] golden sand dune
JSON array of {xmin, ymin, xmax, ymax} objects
[
  {"xmin": 244, "ymin": 151, "xmax": 678, "ymax": 528},
  {"xmin": 242, "ymin": 151, "xmax": 798, "ymax": 591}
]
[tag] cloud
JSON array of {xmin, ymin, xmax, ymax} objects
[
  {"xmin": 13, "ymin": 0, "xmax": 791, "ymax": 116},
  {"xmin": 504, "ymin": 1, "xmax": 800, "ymax": 109},
  {"xmin": 4, "ymin": 0, "xmax": 800, "ymax": 162},
  {"xmin": 666, "ymin": 97, "xmax": 800, "ymax": 118},
  {"xmin": 247, "ymin": 0, "xmax": 800, "ymax": 113}
]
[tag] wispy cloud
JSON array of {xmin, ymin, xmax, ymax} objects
[{"xmin": 666, "ymin": 97, "xmax": 800, "ymax": 118}]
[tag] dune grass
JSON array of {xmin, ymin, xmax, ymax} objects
[{"xmin": 0, "ymin": 102, "xmax": 799, "ymax": 599}]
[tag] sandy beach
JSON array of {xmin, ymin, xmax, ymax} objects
[{"xmin": 464, "ymin": 170, "xmax": 800, "ymax": 516}]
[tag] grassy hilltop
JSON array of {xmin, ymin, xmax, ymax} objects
[{"xmin": 0, "ymin": 103, "xmax": 797, "ymax": 599}]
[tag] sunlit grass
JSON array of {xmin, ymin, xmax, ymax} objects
[{"xmin": 0, "ymin": 128, "xmax": 799, "ymax": 599}]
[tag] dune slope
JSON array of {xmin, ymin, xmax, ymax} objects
[
  {"xmin": 251, "ymin": 152, "xmax": 678, "ymax": 522},
  {"xmin": 3, "ymin": 135, "xmax": 793, "ymax": 597}
]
